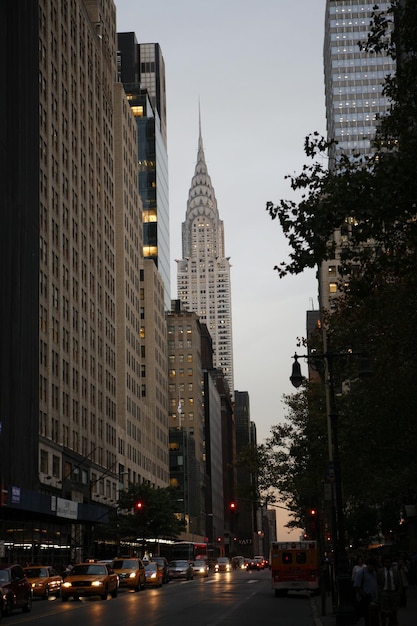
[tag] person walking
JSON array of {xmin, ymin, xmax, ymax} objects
[
  {"xmin": 396, "ymin": 556, "xmax": 408, "ymax": 607},
  {"xmin": 377, "ymin": 555, "xmax": 401, "ymax": 626},
  {"xmin": 353, "ymin": 557, "xmax": 379, "ymax": 626}
]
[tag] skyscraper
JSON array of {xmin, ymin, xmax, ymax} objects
[
  {"xmin": 177, "ymin": 118, "xmax": 234, "ymax": 394},
  {"xmin": 117, "ymin": 33, "xmax": 171, "ymax": 310},
  {"xmin": 0, "ymin": 0, "xmax": 169, "ymax": 564},
  {"xmin": 320, "ymin": 1, "xmax": 396, "ymax": 309}
]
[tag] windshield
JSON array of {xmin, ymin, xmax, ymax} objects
[
  {"xmin": 145, "ymin": 563, "xmax": 157, "ymax": 571},
  {"xmin": 24, "ymin": 568, "xmax": 48, "ymax": 578},
  {"xmin": 71, "ymin": 564, "xmax": 106, "ymax": 576},
  {"xmin": 112, "ymin": 560, "xmax": 136, "ymax": 569}
]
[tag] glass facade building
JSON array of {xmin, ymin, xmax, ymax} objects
[{"xmin": 320, "ymin": 1, "xmax": 396, "ymax": 309}]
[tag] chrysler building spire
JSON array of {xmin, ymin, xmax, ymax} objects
[{"xmin": 177, "ymin": 117, "xmax": 234, "ymax": 393}]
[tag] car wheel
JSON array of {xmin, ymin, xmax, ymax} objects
[
  {"xmin": 101, "ymin": 587, "xmax": 108, "ymax": 600},
  {"xmin": 43, "ymin": 586, "xmax": 49, "ymax": 600},
  {"xmin": 22, "ymin": 594, "xmax": 32, "ymax": 613},
  {"xmin": 61, "ymin": 595, "xmax": 68, "ymax": 602},
  {"xmin": 134, "ymin": 584, "xmax": 140, "ymax": 592},
  {"xmin": 111, "ymin": 586, "xmax": 118, "ymax": 598}
]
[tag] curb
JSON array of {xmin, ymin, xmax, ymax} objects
[{"xmin": 310, "ymin": 595, "xmax": 324, "ymax": 626}]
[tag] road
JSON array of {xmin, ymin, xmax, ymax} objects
[{"xmin": 8, "ymin": 568, "xmax": 314, "ymax": 626}]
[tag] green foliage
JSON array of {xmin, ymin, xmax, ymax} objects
[{"xmin": 110, "ymin": 483, "xmax": 186, "ymax": 540}]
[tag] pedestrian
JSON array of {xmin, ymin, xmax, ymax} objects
[
  {"xmin": 353, "ymin": 556, "xmax": 379, "ymax": 626},
  {"xmin": 377, "ymin": 555, "xmax": 401, "ymax": 626},
  {"xmin": 396, "ymin": 556, "xmax": 408, "ymax": 607},
  {"xmin": 352, "ymin": 556, "xmax": 365, "ymax": 582}
]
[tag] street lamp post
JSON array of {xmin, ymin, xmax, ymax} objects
[{"xmin": 290, "ymin": 340, "xmax": 370, "ymax": 626}]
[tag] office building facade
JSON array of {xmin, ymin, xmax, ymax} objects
[
  {"xmin": 117, "ymin": 33, "xmax": 171, "ymax": 310},
  {"xmin": 320, "ymin": 1, "xmax": 395, "ymax": 310},
  {"xmin": 0, "ymin": 0, "xmax": 169, "ymax": 565}
]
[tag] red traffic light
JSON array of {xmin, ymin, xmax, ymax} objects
[
  {"xmin": 135, "ymin": 501, "xmax": 143, "ymax": 511},
  {"xmin": 309, "ymin": 508, "xmax": 317, "ymax": 516},
  {"xmin": 230, "ymin": 501, "xmax": 237, "ymax": 510}
]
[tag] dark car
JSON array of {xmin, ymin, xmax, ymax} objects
[
  {"xmin": 151, "ymin": 556, "xmax": 169, "ymax": 584},
  {"xmin": 144, "ymin": 562, "xmax": 163, "ymax": 587},
  {"xmin": 167, "ymin": 560, "xmax": 193, "ymax": 580},
  {"xmin": 246, "ymin": 558, "xmax": 261, "ymax": 571},
  {"xmin": 0, "ymin": 563, "xmax": 32, "ymax": 616}
]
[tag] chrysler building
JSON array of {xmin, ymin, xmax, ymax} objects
[{"xmin": 177, "ymin": 118, "xmax": 234, "ymax": 394}]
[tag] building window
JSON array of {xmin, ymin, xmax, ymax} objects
[
  {"xmin": 52, "ymin": 455, "xmax": 60, "ymax": 478},
  {"xmin": 40, "ymin": 449, "xmax": 48, "ymax": 474}
]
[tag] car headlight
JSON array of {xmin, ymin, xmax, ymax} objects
[
  {"xmin": 92, "ymin": 581, "xmax": 104, "ymax": 587},
  {"xmin": 62, "ymin": 581, "xmax": 72, "ymax": 588},
  {"xmin": 129, "ymin": 572, "xmax": 136, "ymax": 579}
]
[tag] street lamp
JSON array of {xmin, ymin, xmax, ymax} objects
[{"xmin": 290, "ymin": 340, "xmax": 370, "ymax": 626}]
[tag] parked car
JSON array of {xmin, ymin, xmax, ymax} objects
[
  {"xmin": 144, "ymin": 562, "xmax": 163, "ymax": 587},
  {"xmin": 0, "ymin": 563, "xmax": 32, "ymax": 616},
  {"xmin": 111, "ymin": 557, "xmax": 145, "ymax": 592},
  {"xmin": 61, "ymin": 561, "xmax": 118, "ymax": 601},
  {"xmin": 23, "ymin": 565, "xmax": 63, "ymax": 599},
  {"xmin": 151, "ymin": 556, "xmax": 169, "ymax": 584},
  {"xmin": 167, "ymin": 560, "xmax": 194, "ymax": 580},
  {"xmin": 214, "ymin": 557, "xmax": 231, "ymax": 573},
  {"xmin": 192, "ymin": 560, "xmax": 209, "ymax": 577}
]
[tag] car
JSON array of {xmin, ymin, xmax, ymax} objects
[
  {"xmin": 23, "ymin": 565, "xmax": 63, "ymax": 599},
  {"xmin": 61, "ymin": 561, "xmax": 118, "ymax": 601},
  {"xmin": 246, "ymin": 558, "xmax": 261, "ymax": 571},
  {"xmin": 231, "ymin": 556, "xmax": 245, "ymax": 570},
  {"xmin": 111, "ymin": 557, "xmax": 145, "ymax": 592},
  {"xmin": 151, "ymin": 556, "xmax": 169, "ymax": 584},
  {"xmin": 144, "ymin": 562, "xmax": 163, "ymax": 587},
  {"xmin": 191, "ymin": 560, "xmax": 209, "ymax": 577},
  {"xmin": 167, "ymin": 560, "xmax": 194, "ymax": 580},
  {"xmin": 254, "ymin": 555, "xmax": 266, "ymax": 569},
  {"xmin": 0, "ymin": 563, "xmax": 32, "ymax": 616},
  {"xmin": 214, "ymin": 557, "xmax": 231, "ymax": 573}
]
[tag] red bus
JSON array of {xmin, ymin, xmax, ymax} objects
[{"xmin": 171, "ymin": 541, "xmax": 208, "ymax": 562}]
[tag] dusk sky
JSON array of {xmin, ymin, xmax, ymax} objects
[{"xmin": 115, "ymin": 0, "xmax": 328, "ymax": 537}]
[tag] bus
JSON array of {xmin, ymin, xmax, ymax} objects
[
  {"xmin": 171, "ymin": 541, "xmax": 208, "ymax": 562},
  {"xmin": 271, "ymin": 541, "xmax": 319, "ymax": 596}
]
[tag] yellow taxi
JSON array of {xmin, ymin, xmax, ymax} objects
[
  {"xmin": 61, "ymin": 561, "xmax": 118, "ymax": 601},
  {"xmin": 111, "ymin": 557, "xmax": 146, "ymax": 592},
  {"xmin": 23, "ymin": 565, "xmax": 63, "ymax": 599}
]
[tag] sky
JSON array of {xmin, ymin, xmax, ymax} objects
[{"xmin": 115, "ymin": 0, "xmax": 328, "ymax": 537}]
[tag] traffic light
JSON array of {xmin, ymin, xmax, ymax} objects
[
  {"xmin": 135, "ymin": 501, "xmax": 143, "ymax": 512},
  {"xmin": 230, "ymin": 501, "xmax": 237, "ymax": 511},
  {"xmin": 307, "ymin": 507, "xmax": 318, "ymax": 540}
]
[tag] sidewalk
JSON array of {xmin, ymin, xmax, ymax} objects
[{"xmin": 310, "ymin": 585, "xmax": 417, "ymax": 626}]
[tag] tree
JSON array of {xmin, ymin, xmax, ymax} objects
[
  {"xmin": 249, "ymin": 382, "xmax": 328, "ymax": 533},
  {"xmin": 263, "ymin": 0, "xmax": 417, "ymax": 548},
  {"xmin": 112, "ymin": 483, "xmax": 186, "ymax": 541}
]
